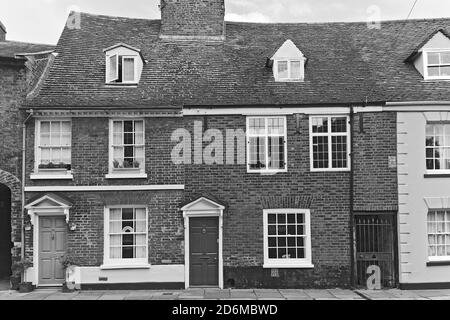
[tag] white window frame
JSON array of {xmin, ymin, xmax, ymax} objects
[
  {"xmin": 309, "ymin": 115, "xmax": 351, "ymax": 172},
  {"xmin": 423, "ymin": 49, "xmax": 450, "ymax": 81},
  {"xmin": 32, "ymin": 118, "xmax": 73, "ymax": 180},
  {"xmin": 427, "ymin": 210, "xmax": 450, "ymax": 262},
  {"xmin": 105, "ymin": 54, "xmax": 138, "ymax": 84},
  {"xmin": 246, "ymin": 116, "xmax": 288, "ymax": 174},
  {"xmin": 102, "ymin": 205, "xmax": 150, "ymax": 268},
  {"xmin": 263, "ymin": 209, "xmax": 313, "ymax": 268},
  {"xmin": 274, "ymin": 59, "xmax": 304, "ymax": 82},
  {"xmin": 107, "ymin": 118, "xmax": 147, "ymax": 179},
  {"xmin": 425, "ymin": 123, "xmax": 450, "ymax": 174}
]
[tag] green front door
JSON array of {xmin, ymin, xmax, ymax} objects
[
  {"xmin": 39, "ymin": 216, "xmax": 66, "ymax": 285},
  {"xmin": 190, "ymin": 217, "xmax": 219, "ymax": 287}
]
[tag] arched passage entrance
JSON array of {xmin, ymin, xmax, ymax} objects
[
  {"xmin": 0, "ymin": 184, "xmax": 12, "ymax": 278},
  {"xmin": 0, "ymin": 169, "xmax": 21, "ymax": 282}
]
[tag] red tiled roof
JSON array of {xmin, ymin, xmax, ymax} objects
[{"xmin": 26, "ymin": 12, "xmax": 450, "ymax": 108}]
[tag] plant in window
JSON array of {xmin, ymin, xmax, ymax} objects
[
  {"xmin": 133, "ymin": 160, "xmax": 140, "ymax": 168},
  {"xmin": 113, "ymin": 160, "xmax": 120, "ymax": 169}
]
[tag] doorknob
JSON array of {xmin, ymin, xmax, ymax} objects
[{"xmin": 52, "ymin": 232, "xmax": 55, "ymax": 240}]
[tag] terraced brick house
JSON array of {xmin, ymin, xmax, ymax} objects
[
  {"xmin": 12, "ymin": 0, "xmax": 450, "ymax": 290},
  {"xmin": 0, "ymin": 20, "xmax": 54, "ymax": 282}
]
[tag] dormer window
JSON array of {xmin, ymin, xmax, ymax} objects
[
  {"xmin": 425, "ymin": 51, "xmax": 450, "ymax": 80},
  {"xmin": 104, "ymin": 43, "xmax": 145, "ymax": 85},
  {"xmin": 108, "ymin": 55, "xmax": 137, "ymax": 83},
  {"xmin": 406, "ymin": 30, "xmax": 450, "ymax": 81},
  {"xmin": 276, "ymin": 60, "xmax": 303, "ymax": 81},
  {"xmin": 270, "ymin": 40, "xmax": 306, "ymax": 82}
]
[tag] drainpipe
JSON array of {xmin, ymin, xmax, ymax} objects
[
  {"xmin": 21, "ymin": 110, "xmax": 33, "ymax": 263},
  {"xmin": 349, "ymin": 104, "xmax": 356, "ymax": 287}
]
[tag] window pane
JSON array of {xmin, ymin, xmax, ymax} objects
[
  {"xmin": 123, "ymin": 58, "xmax": 135, "ymax": 82},
  {"xmin": 428, "ymin": 52, "xmax": 440, "ymax": 65},
  {"xmin": 268, "ymin": 118, "xmax": 284, "ymax": 135},
  {"xmin": 332, "ymin": 136, "xmax": 348, "ymax": 168},
  {"xmin": 442, "ymin": 52, "xmax": 450, "ymax": 64},
  {"xmin": 277, "ymin": 61, "xmax": 288, "ymax": 79},
  {"xmin": 313, "ymin": 136, "xmax": 329, "ymax": 169},
  {"xmin": 248, "ymin": 118, "xmax": 266, "ymax": 135},
  {"xmin": 312, "ymin": 117, "xmax": 328, "ymax": 133},
  {"xmin": 441, "ymin": 66, "xmax": 450, "ymax": 77},
  {"xmin": 290, "ymin": 61, "xmax": 301, "ymax": 79},
  {"xmin": 40, "ymin": 121, "xmax": 50, "ymax": 133},
  {"xmin": 268, "ymin": 136, "xmax": 285, "ymax": 170},
  {"xmin": 41, "ymin": 148, "xmax": 51, "ymax": 163},
  {"xmin": 331, "ymin": 117, "xmax": 347, "ymax": 133},
  {"xmin": 50, "ymin": 122, "xmax": 61, "ymax": 145},
  {"xmin": 249, "ymin": 137, "xmax": 266, "ymax": 169},
  {"xmin": 428, "ymin": 66, "xmax": 440, "ymax": 77}
]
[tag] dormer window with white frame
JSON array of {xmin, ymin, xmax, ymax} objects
[
  {"xmin": 407, "ymin": 30, "xmax": 450, "ymax": 81},
  {"xmin": 424, "ymin": 50, "xmax": 450, "ymax": 80},
  {"xmin": 104, "ymin": 43, "xmax": 145, "ymax": 85},
  {"xmin": 270, "ymin": 39, "xmax": 306, "ymax": 82}
]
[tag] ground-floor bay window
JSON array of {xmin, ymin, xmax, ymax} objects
[
  {"xmin": 263, "ymin": 209, "xmax": 313, "ymax": 268},
  {"xmin": 103, "ymin": 206, "xmax": 149, "ymax": 268},
  {"xmin": 428, "ymin": 210, "xmax": 450, "ymax": 261}
]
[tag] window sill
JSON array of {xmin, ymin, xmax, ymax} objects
[
  {"xmin": 247, "ymin": 169, "xmax": 288, "ymax": 175},
  {"xmin": 424, "ymin": 173, "xmax": 450, "ymax": 178},
  {"xmin": 310, "ymin": 168, "xmax": 351, "ymax": 173},
  {"xmin": 263, "ymin": 263, "xmax": 314, "ymax": 269},
  {"xmin": 100, "ymin": 264, "xmax": 151, "ymax": 270},
  {"xmin": 30, "ymin": 173, "xmax": 73, "ymax": 180},
  {"xmin": 104, "ymin": 83, "xmax": 138, "ymax": 87},
  {"xmin": 427, "ymin": 260, "xmax": 450, "ymax": 267},
  {"xmin": 105, "ymin": 173, "xmax": 148, "ymax": 179}
]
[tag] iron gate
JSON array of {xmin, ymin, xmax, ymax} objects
[{"xmin": 355, "ymin": 214, "xmax": 397, "ymax": 288}]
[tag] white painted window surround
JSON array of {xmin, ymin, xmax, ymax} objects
[
  {"xmin": 32, "ymin": 119, "xmax": 73, "ymax": 180},
  {"xmin": 309, "ymin": 115, "xmax": 351, "ymax": 172},
  {"xmin": 107, "ymin": 119, "xmax": 147, "ymax": 179},
  {"xmin": 427, "ymin": 210, "xmax": 450, "ymax": 261},
  {"xmin": 423, "ymin": 50, "xmax": 450, "ymax": 80},
  {"xmin": 246, "ymin": 116, "xmax": 287, "ymax": 173},
  {"xmin": 271, "ymin": 39, "xmax": 306, "ymax": 82},
  {"xmin": 104, "ymin": 44, "xmax": 143, "ymax": 84},
  {"xmin": 263, "ymin": 209, "xmax": 313, "ymax": 268},
  {"xmin": 426, "ymin": 123, "xmax": 450, "ymax": 174},
  {"xmin": 102, "ymin": 206, "xmax": 150, "ymax": 269}
]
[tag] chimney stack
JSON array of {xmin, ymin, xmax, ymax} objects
[{"xmin": 160, "ymin": 0, "xmax": 225, "ymax": 40}]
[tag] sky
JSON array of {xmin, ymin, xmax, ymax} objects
[{"xmin": 0, "ymin": 0, "xmax": 449, "ymax": 45}]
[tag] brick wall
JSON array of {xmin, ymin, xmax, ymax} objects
[
  {"xmin": 160, "ymin": 0, "xmax": 225, "ymax": 37},
  {"xmin": 353, "ymin": 112, "xmax": 398, "ymax": 212},
  {"xmin": 25, "ymin": 190, "xmax": 184, "ymax": 266},
  {"xmin": 25, "ymin": 117, "xmax": 184, "ymax": 186},
  {"xmin": 183, "ymin": 112, "xmax": 398, "ymax": 288},
  {"xmin": 0, "ymin": 62, "xmax": 26, "ymax": 177},
  {"xmin": 0, "ymin": 61, "xmax": 27, "ymax": 263}
]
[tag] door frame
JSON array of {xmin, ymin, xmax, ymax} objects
[
  {"xmin": 181, "ymin": 197, "xmax": 224, "ymax": 289},
  {"xmin": 25, "ymin": 194, "xmax": 71, "ymax": 286}
]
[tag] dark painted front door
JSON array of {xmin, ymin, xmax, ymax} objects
[
  {"xmin": 0, "ymin": 185, "xmax": 12, "ymax": 279},
  {"xmin": 190, "ymin": 217, "xmax": 219, "ymax": 287},
  {"xmin": 39, "ymin": 216, "xmax": 66, "ymax": 285}
]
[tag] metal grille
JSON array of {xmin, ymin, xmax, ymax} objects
[{"xmin": 355, "ymin": 214, "xmax": 396, "ymax": 288}]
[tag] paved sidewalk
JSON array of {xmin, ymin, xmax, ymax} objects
[
  {"xmin": 356, "ymin": 289, "xmax": 450, "ymax": 300},
  {"xmin": 0, "ymin": 288, "xmax": 364, "ymax": 300},
  {"xmin": 2, "ymin": 288, "xmax": 450, "ymax": 300}
]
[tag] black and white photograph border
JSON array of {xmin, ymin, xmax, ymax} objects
[{"xmin": 1, "ymin": 0, "xmax": 450, "ymax": 306}]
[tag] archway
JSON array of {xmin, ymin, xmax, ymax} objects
[
  {"xmin": 0, "ymin": 184, "xmax": 12, "ymax": 279},
  {"xmin": 0, "ymin": 169, "xmax": 21, "ymax": 285}
]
